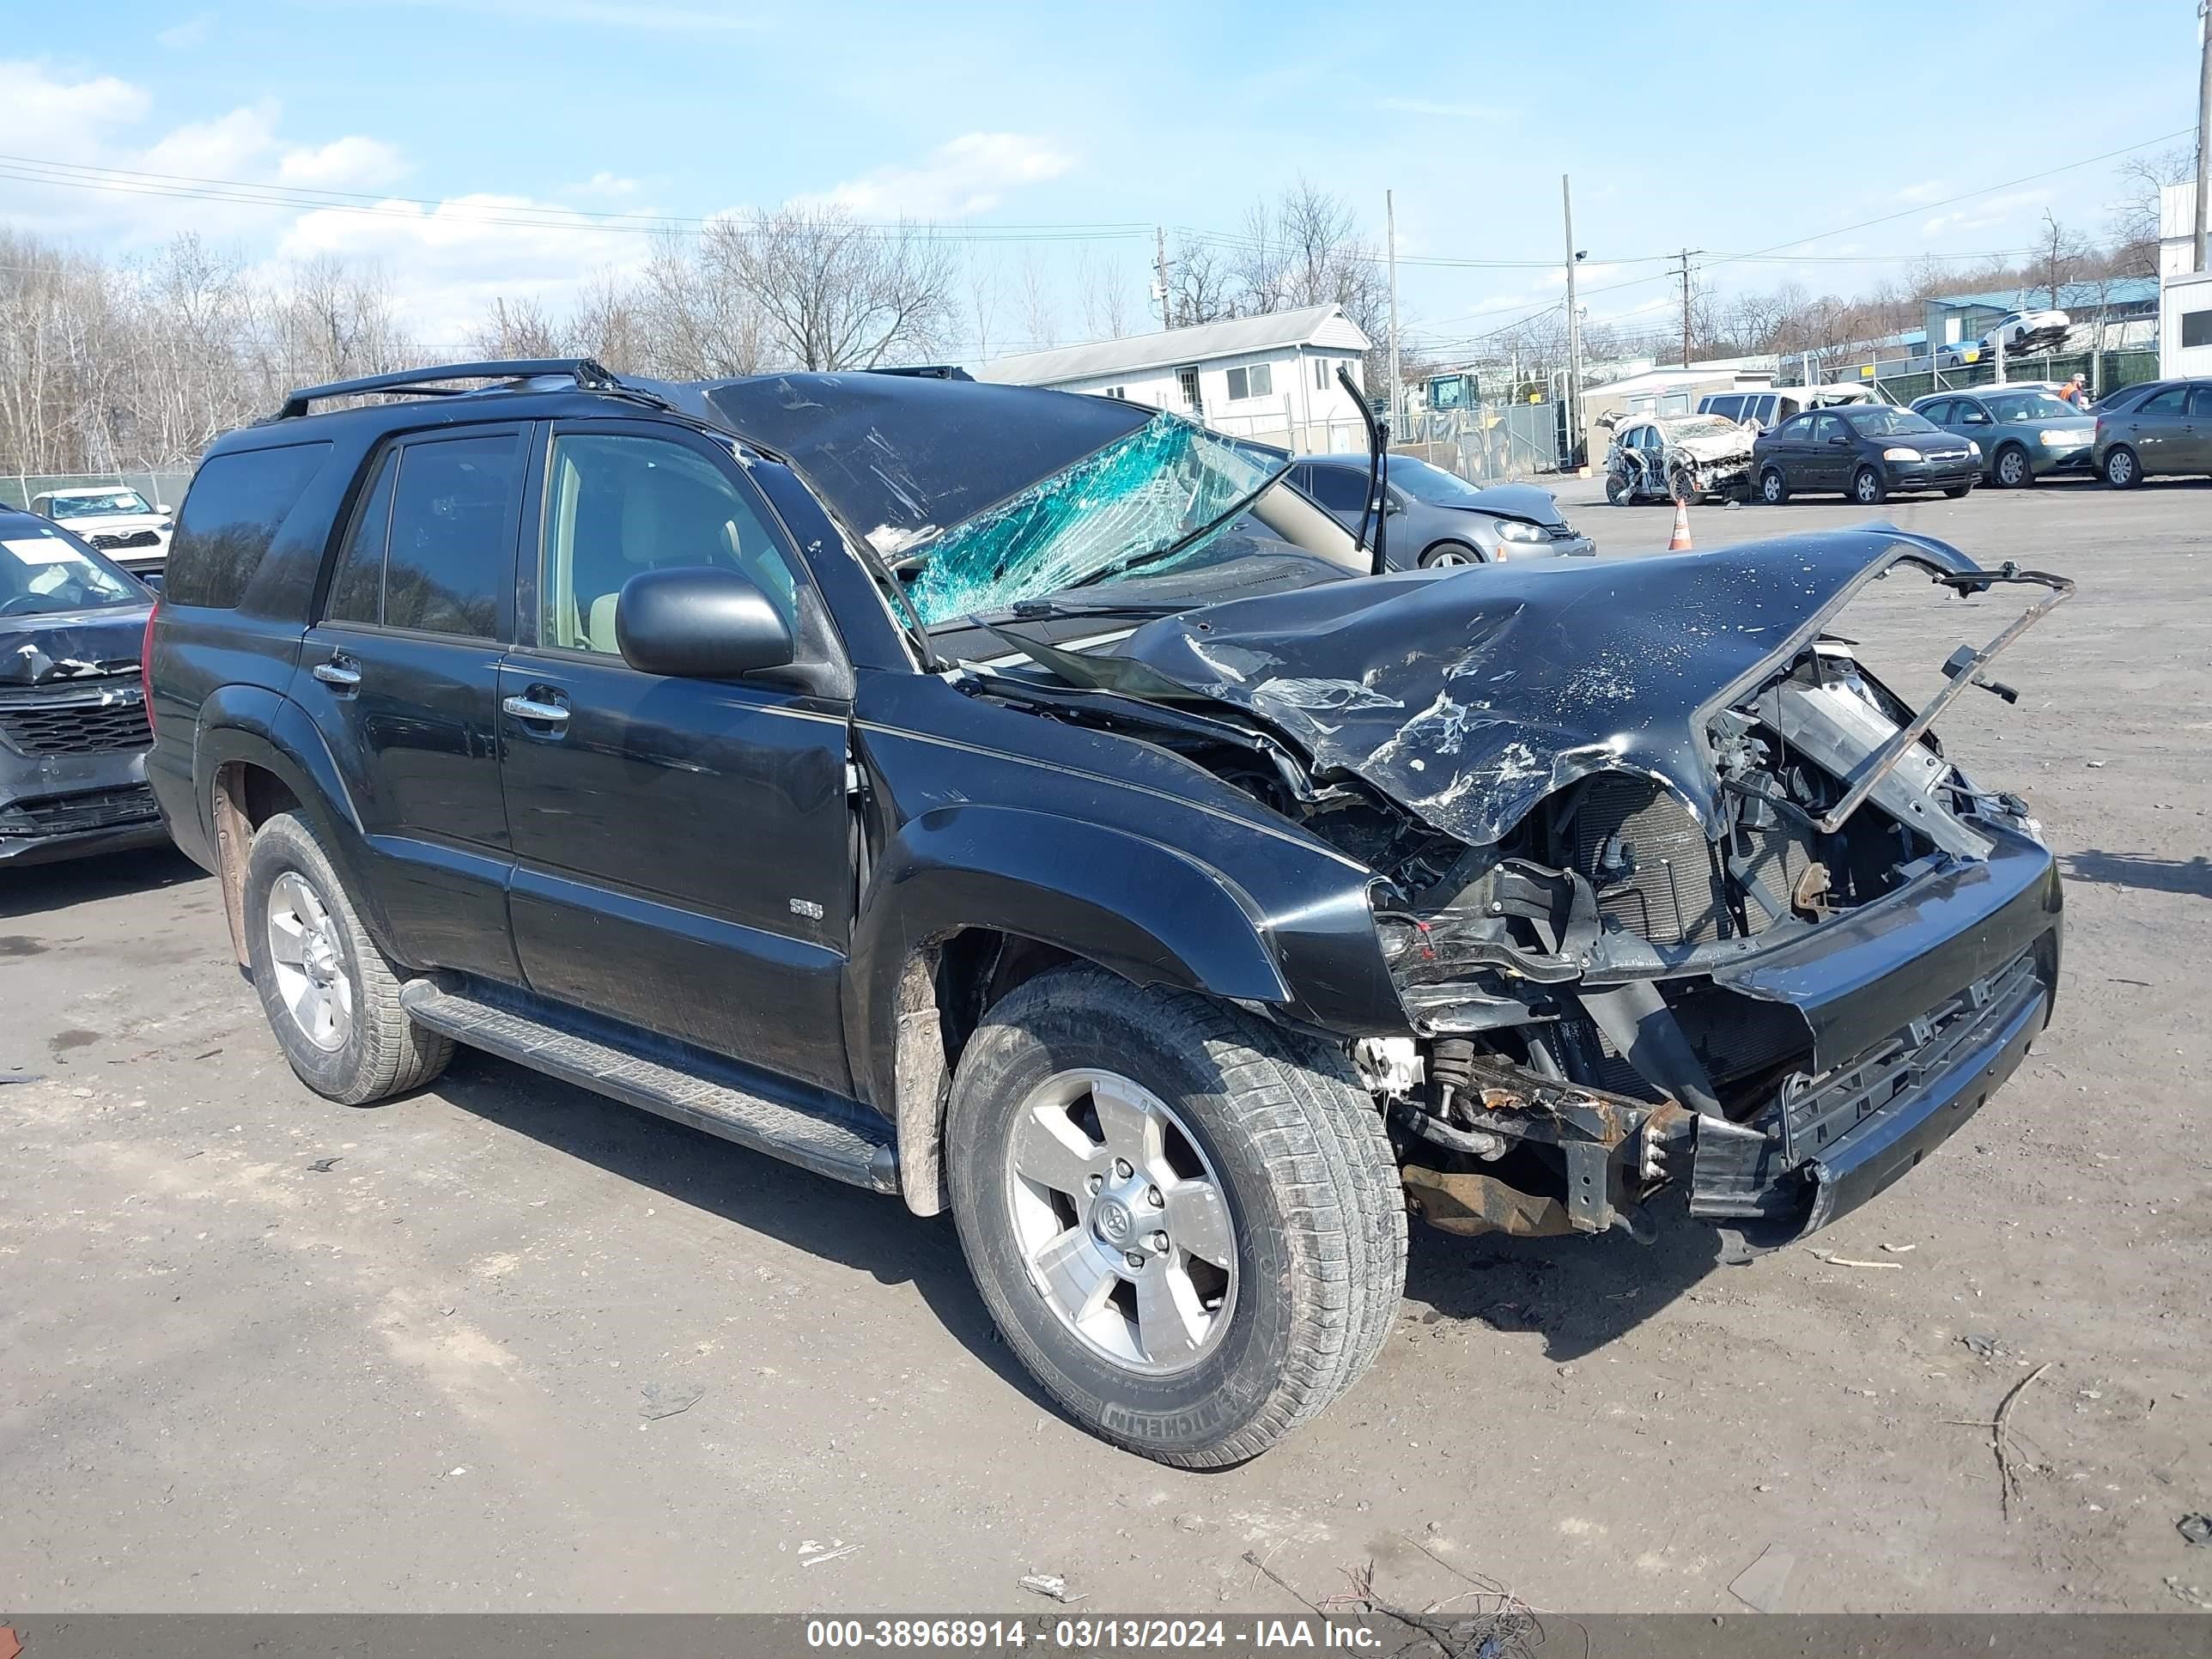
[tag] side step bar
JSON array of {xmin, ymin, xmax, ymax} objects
[{"xmin": 398, "ymin": 979, "xmax": 900, "ymax": 1195}]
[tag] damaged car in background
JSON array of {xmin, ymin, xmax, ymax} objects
[
  {"xmin": 1603, "ymin": 412, "xmax": 1757, "ymax": 504},
  {"xmin": 150, "ymin": 362, "xmax": 2067, "ymax": 1468},
  {"xmin": 2, "ymin": 504, "xmax": 166, "ymax": 866}
]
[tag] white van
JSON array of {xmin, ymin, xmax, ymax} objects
[{"xmin": 1698, "ymin": 384, "xmax": 1885, "ymax": 433}]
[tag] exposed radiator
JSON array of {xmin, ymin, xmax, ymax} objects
[{"xmin": 1572, "ymin": 774, "xmax": 1813, "ymax": 946}]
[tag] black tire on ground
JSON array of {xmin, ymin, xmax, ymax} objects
[
  {"xmin": 1993, "ymin": 444, "xmax": 2032, "ymax": 488},
  {"xmin": 1604, "ymin": 472, "xmax": 1632, "ymax": 507},
  {"xmin": 1419, "ymin": 541, "xmax": 1481, "ymax": 568},
  {"xmin": 242, "ymin": 811, "xmax": 453, "ymax": 1106},
  {"xmin": 2103, "ymin": 446, "xmax": 2140, "ymax": 489},
  {"xmin": 1943, "ymin": 481, "xmax": 1973, "ymax": 499},
  {"xmin": 1851, "ymin": 465, "xmax": 1887, "ymax": 506},
  {"xmin": 944, "ymin": 964, "xmax": 1407, "ymax": 1468},
  {"xmin": 1759, "ymin": 467, "xmax": 1790, "ymax": 506},
  {"xmin": 1668, "ymin": 467, "xmax": 1698, "ymax": 505}
]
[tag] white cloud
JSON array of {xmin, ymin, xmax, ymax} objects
[
  {"xmin": 568, "ymin": 170, "xmax": 642, "ymax": 199},
  {"xmin": 274, "ymin": 195, "xmax": 646, "ymax": 339},
  {"xmin": 0, "ymin": 60, "xmax": 150, "ymax": 165},
  {"xmin": 809, "ymin": 132, "xmax": 1077, "ymax": 218},
  {"xmin": 1893, "ymin": 179, "xmax": 1944, "ymax": 204},
  {"xmin": 278, "ymin": 135, "xmax": 409, "ymax": 190},
  {"xmin": 158, "ymin": 11, "xmax": 214, "ymax": 47},
  {"xmin": 1922, "ymin": 189, "xmax": 2047, "ymax": 238}
]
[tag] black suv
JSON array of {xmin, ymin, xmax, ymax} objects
[{"xmin": 149, "ymin": 360, "xmax": 2067, "ymax": 1466}]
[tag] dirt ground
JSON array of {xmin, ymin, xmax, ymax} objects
[{"xmin": 3, "ymin": 474, "xmax": 2209, "ymax": 1617}]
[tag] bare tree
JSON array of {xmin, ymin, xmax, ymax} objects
[
  {"xmin": 1016, "ymin": 250, "xmax": 1059, "ymax": 351},
  {"xmin": 965, "ymin": 251, "xmax": 1006, "ymax": 361},
  {"xmin": 630, "ymin": 229, "xmax": 769, "ymax": 380},
  {"xmin": 2034, "ymin": 210, "xmax": 2090, "ymax": 310},
  {"xmin": 1164, "ymin": 235, "xmax": 1237, "ymax": 327},
  {"xmin": 710, "ymin": 206, "xmax": 954, "ymax": 370},
  {"xmin": 471, "ymin": 295, "xmax": 563, "ymax": 359},
  {"xmin": 2108, "ymin": 143, "xmax": 2195, "ymax": 276},
  {"xmin": 1075, "ymin": 247, "xmax": 1133, "ymax": 340}
]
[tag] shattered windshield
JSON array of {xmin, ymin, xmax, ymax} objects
[
  {"xmin": 43, "ymin": 489, "xmax": 153, "ymax": 518},
  {"xmin": 906, "ymin": 412, "xmax": 1291, "ymax": 626},
  {"xmin": 1, "ymin": 526, "xmax": 141, "ymax": 614},
  {"xmin": 1662, "ymin": 416, "xmax": 1739, "ymax": 439}
]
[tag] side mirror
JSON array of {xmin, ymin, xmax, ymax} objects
[
  {"xmin": 616, "ymin": 565, "xmax": 794, "ymax": 680},
  {"xmin": 1382, "ymin": 494, "xmax": 1406, "ymax": 515},
  {"xmin": 155, "ymin": 503, "xmax": 172, "ymax": 514}
]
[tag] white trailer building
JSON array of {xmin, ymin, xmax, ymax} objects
[{"xmin": 971, "ymin": 304, "xmax": 1372, "ymax": 453}]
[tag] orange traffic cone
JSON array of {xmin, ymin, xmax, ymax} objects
[{"xmin": 1668, "ymin": 497, "xmax": 1693, "ymax": 552}]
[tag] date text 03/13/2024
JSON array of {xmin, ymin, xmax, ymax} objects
[{"xmin": 804, "ymin": 1619, "xmax": 1387, "ymax": 1650}]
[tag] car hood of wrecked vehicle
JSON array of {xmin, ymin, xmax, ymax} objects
[{"xmin": 987, "ymin": 529, "xmax": 1983, "ymax": 850}]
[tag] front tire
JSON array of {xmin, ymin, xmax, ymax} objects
[
  {"xmin": 1419, "ymin": 542, "xmax": 1480, "ymax": 568},
  {"xmin": 2103, "ymin": 446, "xmax": 2140, "ymax": 489},
  {"xmin": 1993, "ymin": 445, "xmax": 2032, "ymax": 488},
  {"xmin": 1943, "ymin": 481, "xmax": 1973, "ymax": 499},
  {"xmin": 1758, "ymin": 466, "xmax": 1790, "ymax": 505},
  {"xmin": 1851, "ymin": 465, "xmax": 1887, "ymax": 505},
  {"xmin": 243, "ymin": 811, "xmax": 453, "ymax": 1105},
  {"xmin": 945, "ymin": 965, "xmax": 1406, "ymax": 1468}
]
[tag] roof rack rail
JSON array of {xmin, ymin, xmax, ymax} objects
[{"xmin": 274, "ymin": 358, "xmax": 630, "ymax": 420}]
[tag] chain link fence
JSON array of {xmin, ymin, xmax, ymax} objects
[
  {"xmin": 1828, "ymin": 348, "xmax": 2161, "ymax": 410},
  {"xmin": 1, "ymin": 469, "xmax": 197, "ymax": 514},
  {"xmin": 1395, "ymin": 402, "xmax": 1565, "ymax": 483}
]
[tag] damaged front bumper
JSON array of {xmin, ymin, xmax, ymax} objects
[
  {"xmin": 1686, "ymin": 824, "xmax": 2059, "ymax": 1241},
  {"xmin": 1405, "ymin": 825, "xmax": 2061, "ymax": 1246}
]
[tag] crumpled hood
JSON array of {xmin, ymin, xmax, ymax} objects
[
  {"xmin": 1668, "ymin": 428, "xmax": 1755, "ymax": 465},
  {"xmin": 1009, "ymin": 528, "xmax": 1980, "ymax": 848},
  {"xmin": 1450, "ymin": 482, "xmax": 1566, "ymax": 526},
  {"xmin": 0, "ymin": 605, "xmax": 153, "ymax": 685},
  {"xmin": 53, "ymin": 513, "xmax": 167, "ymax": 536}
]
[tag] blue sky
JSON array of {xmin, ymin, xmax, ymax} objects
[{"xmin": 1, "ymin": 0, "xmax": 2201, "ymax": 354}]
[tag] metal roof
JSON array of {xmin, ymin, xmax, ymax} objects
[
  {"xmin": 1929, "ymin": 276, "xmax": 2161, "ymax": 312},
  {"xmin": 971, "ymin": 304, "xmax": 1371, "ymax": 387}
]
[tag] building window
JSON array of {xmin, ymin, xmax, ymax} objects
[
  {"xmin": 2184, "ymin": 307, "xmax": 2212, "ymax": 350},
  {"xmin": 1102, "ymin": 386, "xmax": 1127, "ymax": 400},
  {"xmin": 1176, "ymin": 366, "xmax": 1201, "ymax": 410},
  {"xmin": 1224, "ymin": 362, "xmax": 1273, "ymax": 401}
]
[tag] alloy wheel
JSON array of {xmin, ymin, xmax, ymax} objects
[
  {"xmin": 1997, "ymin": 449, "xmax": 2027, "ymax": 487},
  {"xmin": 1003, "ymin": 1068, "xmax": 1237, "ymax": 1375},
  {"xmin": 264, "ymin": 871, "xmax": 354, "ymax": 1052},
  {"xmin": 1853, "ymin": 469, "xmax": 1881, "ymax": 504}
]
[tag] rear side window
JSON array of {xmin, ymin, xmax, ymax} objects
[
  {"xmin": 325, "ymin": 451, "xmax": 397, "ymax": 625},
  {"xmin": 2140, "ymin": 388, "xmax": 2189, "ymax": 416},
  {"xmin": 1704, "ymin": 395, "xmax": 1743, "ymax": 422},
  {"xmin": 381, "ymin": 434, "xmax": 522, "ymax": 639},
  {"xmin": 2188, "ymin": 387, "xmax": 2212, "ymax": 418},
  {"xmin": 164, "ymin": 442, "xmax": 332, "ymax": 609}
]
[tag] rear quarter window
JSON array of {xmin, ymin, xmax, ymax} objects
[{"xmin": 164, "ymin": 442, "xmax": 333, "ymax": 609}]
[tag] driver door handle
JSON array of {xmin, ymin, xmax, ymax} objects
[
  {"xmin": 501, "ymin": 695, "xmax": 570, "ymax": 726},
  {"xmin": 313, "ymin": 659, "xmax": 361, "ymax": 689}
]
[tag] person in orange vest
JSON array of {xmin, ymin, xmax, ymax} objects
[{"xmin": 2058, "ymin": 374, "xmax": 2089, "ymax": 409}]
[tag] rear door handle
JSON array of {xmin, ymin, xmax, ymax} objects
[
  {"xmin": 313, "ymin": 659, "xmax": 361, "ymax": 690},
  {"xmin": 502, "ymin": 694, "xmax": 570, "ymax": 726}
]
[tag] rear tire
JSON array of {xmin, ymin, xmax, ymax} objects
[
  {"xmin": 2103, "ymin": 446, "xmax": 2140, "ymax": 489},
  {"xmin": 1758, "ymin": 467, "xmax": 1790, "ymax": 506},
  {"xmin": 243, "ymin": 811, "xmax": 453, "ymax": 1106},
  {"xmin": 1851, "ymin": 465, "xmax": 1887, "ymax": 506},
  {"xmin": 944, "ymin": 965, "xmax": 1406, "ymax": 1468}
]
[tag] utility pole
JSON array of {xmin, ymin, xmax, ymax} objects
[
  {"xmin": 1154, "ymin": 227, "xmax": 1172, "ymax": 331},
  {"xmin": 1676, "ymin": 248, "xmax": 1706, "ymax": 368},
  {"xmin": 2196, "ymin": 0, "xmax": 2209, "ymax": 271},
  {"xmin": 1562, "ymin": 175, "xmax": 1583, "ymax": 471},
  {"xmin": 1386, "ymin": 188, "xmax": 1402, "ymax": 437}
]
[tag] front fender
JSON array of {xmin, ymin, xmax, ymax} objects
[{"xmin": 845, "ymin": 804, "xmax": 1291, "ymax": 1113}]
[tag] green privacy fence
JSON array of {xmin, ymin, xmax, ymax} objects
[
  {"xmin": 1836, "ymin": 349, "xmax": 2161, "ymax": 410},
  {"xmin": 0, "ymin": 470, "xmax": 198, "ymax": 514}
]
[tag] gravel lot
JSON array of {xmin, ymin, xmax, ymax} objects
[{"xmin": 3, "ymin": 474, "xmax": 2209, "ymax": 1617}]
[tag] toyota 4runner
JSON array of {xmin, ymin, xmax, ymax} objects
[{"xmin": 148, "ymin": 360, "xmax": 2067, "ymax": 1467}]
